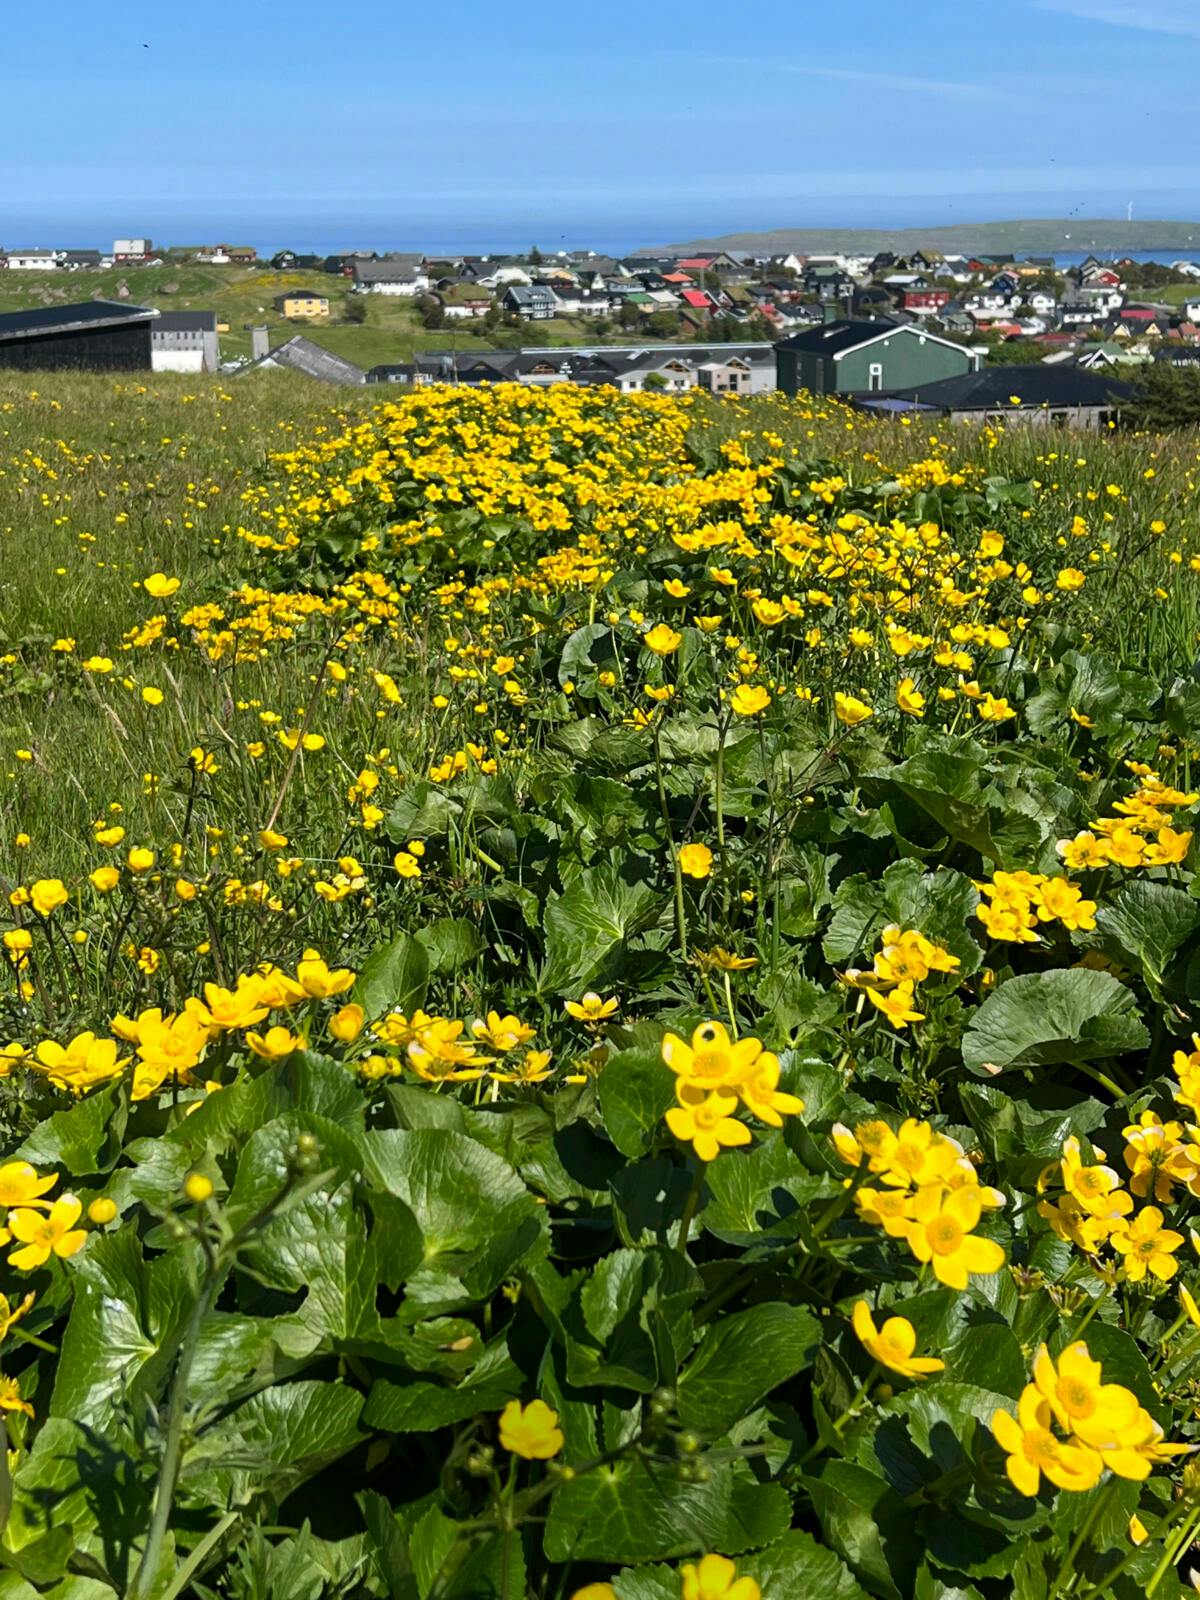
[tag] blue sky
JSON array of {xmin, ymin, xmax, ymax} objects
[{"xmin": 2, "ymin": 0, "xmax": 1197, "ymax": 249}]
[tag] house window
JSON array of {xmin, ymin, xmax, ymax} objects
[{"xmin": 868, "ymin": 362, "xmax": 884, "ymax": 392}]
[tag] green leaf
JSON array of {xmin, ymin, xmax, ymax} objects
[
  {"xmin": 596, "ymin": 1047, "xmax": 675, "ymax": 1159},
  {"xmin": 16, "ymin": 1080, "xmax": 128, "ymax": 1176},
  {"xmin": 702, "ymin": 1133, "xmax": 830, "ymax": 1245},
  {"xmin": 823, "ymin": 859, "xmax": 981, "ymax": 977},
  {"xmin": 539, "ymin": 860, "xmax": 659, "ymax": 994},
  {"xmin": 737, "ymin": 1530, "xmax": 872, "ymax": 1599},
  {"xmin": 677, "ymin": 1303, "xmax": 821, "ymax": 1437},
  {"xmin": 354, "ymin": 932, "xmax": 429, "ymax": 1022},
  {"xmin": 544, "ymin": 1457, "xmax": 785, "ymax": 1564},
  {"xmin": 365, "ymin": 1128, "xmax": 546, "ymax": 1301},
  {"xmin": 1095, "ymin": 880, "xmax": 1200, "ymax": 988},
  {"xmin": 802, "ymin": 1460, "xmax": 919, "ymax": 1600},
  {"xmin": 185, "ymin": 1379, "xmax": 365, "ymax": 1507},
  {"xmin": 415, "ymin": 917, "xmax": 486, "ymax": 973},
  {"xmin": 962, "ymin": 969, "xmax": 1148, "ymax": 1076},
  {"xmin": 558, "ymin": 621, "xmax": 618, "ymax": 689}
]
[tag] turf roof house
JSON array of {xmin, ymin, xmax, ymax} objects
[{"xmin": 774, "ymin": 319, "xmax": 979, "ymax": 396}]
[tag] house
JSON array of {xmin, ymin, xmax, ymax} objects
[
  {"xmin": 151, "ymin": 311, "xmax": 219, "ymax": 373},
  {"xmin": 874, "ymin": 366, "xmax": 1132, "ymax": 428},
  {"xmin": 774, "ymin": 319, "xmax": 979, "ymax": 396},
  {"xmin": 674, "ymin": 252, "xmax": 739, "ymax": 274},
  {"xmin": 696, "ymin": 357, "xmax": 753, "ymax": 394},
  {"xmin": 439, "ymin": 284, "xmax": 493, "ymax": 320},
  {"xmin": 0, "ymin": 300, "xmax": 156, "ymax": 371},
  {"xmin": 113, "ymin": 238, "xmax": 152, "ymax": 262},
  {"xmin": 3, "ymin": 250, "xmax": 59, "ymax": 271},
  {"xmin": 239, "ymin": 335, "xmax": 365, "ymax": 385},
  {"xmin": 1061, "ymin": 300, "xmax": 1109, "ymax": 329},
  {"xmin": 903, "ymin": 288, "xmax": 952, "ymax": 316},
  {"xmin": 57, "ymin": 250, "xmax": 102, "ymax": 270},
  {"xmin": 504, "ymin": 285, "xmax": 556, "ymax": 320},
  {"xmin": 804, "ymin": 266, "xmax": 855, "ymax": 302},
  {"xmin": 353, "ymin": 257, "xmax": 429, "ymax": 296},
  {"xmin": 681, "ymin": 288, "xmax": 719, "ymax": 316},
  {"xmin": 274, "ymin": 291, "xmax": 330, "ymax": 320},
  {"xmin": 1026, "ymin": 290, "xmax": 1058, "ymax": 317}
]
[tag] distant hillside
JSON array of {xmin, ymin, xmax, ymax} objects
[{"xmin": 650, "ymin": 219, "xmax": 1200, "ymax": 256}]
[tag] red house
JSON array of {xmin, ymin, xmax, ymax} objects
[{"xmin": 903, "ymin": 288, "xmax": 952, "ymax": 314}]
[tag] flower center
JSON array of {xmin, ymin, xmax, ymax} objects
[
  {"xmin": 1057, "ymin": 1378, "xmax": 1093, "ymax": 1417},
  {"xmin": 928, "ymin": 1218, "xmax": 962, "ymax": 1255}
]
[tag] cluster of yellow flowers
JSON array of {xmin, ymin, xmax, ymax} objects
[
  {"xmin": 993, "ymin": 1341, "xmax": 1190, "ymax": 1495},
  {"xmin": 833, "ymin": 1117, "xmax": 1007, "ymax": 1289},
  {"xmin": 660, "ymin": 1021, "xmax": 804, "ymax": 1161},
  {"xmin": 363, "ymin": 1007, "xmax": 553, "ymax": 1086},
  {"xmin": 1059, "ymin": 764, "xmax": 1195, "ymax": 872},
  {"xmin": 0, "ymin": 1160, "xmax": 87, "ymax": 1273},
  {"xmin": 1038, "ymin": 1132, "xmax": 1187, "ymax": 1279},
  {"xmin": 850, "ymin": 923, "xmax": 960, "ymax": 1031},
  {"xmin": 12, "ymin": 950, "xmax": 355, "ymax": 1101},
  {"xmin": 975, "ymin": 871, "xmax": 1097, "ymax": 943}
]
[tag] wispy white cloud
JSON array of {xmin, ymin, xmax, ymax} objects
[
  {"xmin": 1034, "ymin": 0, "xmax": 1200, "ymax": 36},
  {"xmin": 706, "ymin": 58, "xmax": 1007, "ymax": 102}
]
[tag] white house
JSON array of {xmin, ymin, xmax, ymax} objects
[
  {"xmin": 353, "ymin": 256, "xmax": 429, "ymax": 296},
  {"xmin": 151, "ymin": 311, "xmax": 219, "ymax": 373},
  {"xmin": 4, "ymin": 251, "xmax": 59, "ymax": 271},
  {"xmin": 113, "ymin": 238, "xmax": 152, "ymax": 261}
]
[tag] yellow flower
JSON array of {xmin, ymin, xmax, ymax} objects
[
  {"xmin": 642, "ymin": 623, "xmax": 683, "ymax": 656},
  {"xmin": 141, "ymin": 686, "xmax": 164, "ymax": 706},
  {"xmin": 184, "ymin": 1173, "xmax": 214, "ymax": 1204},
  {"xmin": 661, "ymin": 1020, "xmax": 768, "ymax": 1093},
  {"xmin": 1031, "ymin": 1342, "xmax": 1142, "ymax": 1448},
  {"xmin": 678, "ymin": 843, "xmax": 714, "ymax": 879},
  {"xmin": 992, "ymin": 1384, "xmax": 1103, "ymax": 1497},
  {"xmin": 393, "ymin": 850, "xmax": 422, "ymax": 879},
  {"xmin": 472, "ymin": 1012, "xmax": 536, "ymax": 1053},
  {"xmin": 895, "ymin": 678, "xmax": 926, "ymax": 717},
  {"xmin": 87, "ymin": 1197, "xmax": 118, "ymax": 1225},
  {"xmin": 126, "ymin": 847, "xmax": 156, "ymax": 873},
  {"xmin": 8, "ymin": 1194, "xmax": 88, "ymax": 1270},
  {"xmin": 1110, "ymin": 1206, "xmax": 1184, "ymax": 1282},
  {"xmin": 904, "ymin": 1185, "xmax": 1006, "ymax": 1289},
  {"xmin": 565, "ymin": 993, "xmax": 618, "ymax": 1022},
  {"xmin": 29, "ymin": 879, "xmax": 68, "ymax": 918},
  {"xmin": 329, "ymin": 1003, "xmax": 365, "ymax": 1043},
  {"xmin": 977, "ymin": 694, "xmax": 1017, "ymax": 723},
  {"xmin": 852, "ymin": 1301, "xmax": 944, "ymax": 1380},
  {"xmin": 497, "ymin": 1399, "xmax": 563, "ymax": 1459},
  {"xmin": 834, "ymin": 692, "xmax": 873, "ymax": 726},
  {"xmin": 143, "ymin": 572, "xmax": 181, "ymax": 598},
  {"xmin": 1056, "ymin": 568, "xmax": 1086, "ymax": 591},
  {"xmin": 665, "ymin": 1084, "xmax": 751, "ymax": 1162},
  {"xmin": 568, "ymin": 1588, "xmax": 617, "ymax": 1600},
  {"xmin": 679, "ymin": 1554, "xmax": 761, "ymax": 1600},
  {"xmin": 0, "ymin": 1377, "xmax": 33, "ymax": 1419},
  {"xmin": 295, "ymin": 949, "xmax": 356, "ymax": 998},
  {"xmin": 245, "ymin": 1026, "xmax": 306, "ymax": 1061},
  {"xmin": 193, "ymin": 978, "xmax": 270, "ymax": 1032},
  {"xmin": 867, "ymin": 981, "xmax": 925, "ymax": 1030},
  {"xmin": 89, "ymin": 866, "xmax": 120, "ymax": 893},
  {"xmin": 729, "ymin": 684, "xmax": 770, "ymax": 717},
  {"xmin": 32, "ymin": 1033, "xmax": 129, "ymax": 1093},
  {"xmin": 0, "ymin": 1162, "xmax": 56, "ymax": 1209}
]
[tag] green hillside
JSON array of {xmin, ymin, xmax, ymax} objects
[
  {"xmin": 0, "ymin": 264, "xmax": 676, "ymax": 369},
  {"xmin": 654, "ymin": 218, "xmax": 1200, "ymax": 256}
]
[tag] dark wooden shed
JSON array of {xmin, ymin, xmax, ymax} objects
[{"xmin": 0, "ymin": 301, "xmax": 156, "ymax": 372}]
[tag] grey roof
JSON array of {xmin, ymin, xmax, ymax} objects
[
  {"xmin": 240, "ymin": 336, "xmax": 365, "ymax": 385},
  {"xmin": 152, "ymin": 311, "xmax": 217, "ymax": 333},
  {"xmin": 354, "ymin": 259, "xmax": 422, "ymax": 282},
  {"xmin": 889, "ymin": 366, "xmax": 1133, "ymax": 410},
  {"xmin": 0, "ymin": 300, "xmax": 158, "ymax": 342},
  {"xmin": 505, "ymin": 285, "xmax": 556, "ymax": 305},
  {"xmin": 773, "ymin": 318, "xmax": 903, "ymax": 355}
]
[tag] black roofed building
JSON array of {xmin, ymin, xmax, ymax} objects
[
  {"xmin": 863, "ymin": 365, "xmax": 1133, "ymax": 428},
  {"xmin": 0, "ymin": 300, "xmax": 156, "ymax": 371},
  {"xmin": 775, "ymin": 318, "xmax": 979, "ymax": 396}
]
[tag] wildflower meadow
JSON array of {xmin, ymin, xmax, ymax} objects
[{"xmin": 5, "ymin": 372, "xmax": 1200, "ymax": 1597}]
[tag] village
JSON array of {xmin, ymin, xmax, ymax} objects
[{"xmin": 2, "ymin": 234, "xmax": 1200, "ymax": 424}]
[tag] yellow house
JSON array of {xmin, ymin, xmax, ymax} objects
[{"xmin": 274, "ymin": 291, "xmax": 329, "ymax": 320}]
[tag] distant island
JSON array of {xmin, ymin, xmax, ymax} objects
[{"xmin": 651, "ymin": 219, "xmax": 1200, "ymax": 256}]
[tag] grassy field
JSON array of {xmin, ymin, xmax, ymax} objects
[
  {"xmin": 0, "ymin": 263, "xmax": 682, "ymax": 367},
  {"xmin": 6, "ymin": 377, "xmax": 1200, "ymax": 1595}
]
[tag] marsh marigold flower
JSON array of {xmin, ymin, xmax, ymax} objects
[
  {"xmin": 678, "ymin": 843, "xmax": 713, "ymax": 879},
  {"xmin": 679, "ymin": 1555, "xmax": 761, "ymax": 1600},
  {"xmin": 565, "ymin": 992, "xmax": 618, "ymax": 1022},
  {"xmin": 498, "ymin": 1398, "xmax": 563, "ymax": 1459},
  {"xmin": 851, "ymin": 1302, "xmax": 944, "ymax": 1380}
]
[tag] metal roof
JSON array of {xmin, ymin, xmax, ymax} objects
[{"xmin": 0, "ymin": 300, "xmax": 158, "ymax": 343}]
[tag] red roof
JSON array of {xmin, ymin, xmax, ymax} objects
[
  {"xmin": 681, "ymin": 289, "xmax": 712, "ymax": 309},
  {"xmin": 1121, "ymin": 308, "xmax": 1155, "ymax": 319},
  {"xmin": 676, "ymin": 257, "xmax": 715, "ymax": 269},
  {"xmin": 662, "ymin": 272, "xmax": 693, "ymax": 284}
]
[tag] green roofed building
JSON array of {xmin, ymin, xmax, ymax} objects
[{"xmin": 774, "ymin": 319, "xmax": 979, "ymax": 396}]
